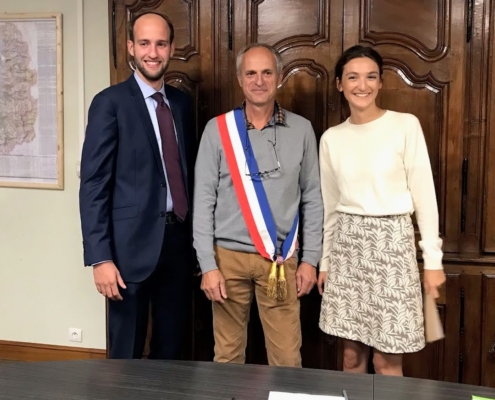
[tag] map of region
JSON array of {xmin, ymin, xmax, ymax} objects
[
  {"xmin": 0, "ymin": 22, "xmax": 38, "ymax": 155},
  {"xmin": 0, "ymin": 16, "xmax": 60, "ymax": 187}
]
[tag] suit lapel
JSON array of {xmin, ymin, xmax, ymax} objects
[{"xmin": 127, "ymin": 77, "xmax": 165, "ymax": 179}]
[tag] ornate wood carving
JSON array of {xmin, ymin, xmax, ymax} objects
[
  {"xmin": 126, "ymin": 0, "xmax": 199, "ymax": 62},
  {"xmin": 248, "ymin": 0, "xmax": 330, "ymax": 52},
  {"xmin": 164, "ymin": 71, "xmax": 198, "ymax": 94},
  {"xmin": 360, "ymin": 0, "xmax": 449, "ymax": 62},
  {"xmin": 126, "ymin": 0, "xmax": 162, "ymax": 9},
  {"xmin": 278, "ymin": 59, "xmax": 329, "ymax": 136}
]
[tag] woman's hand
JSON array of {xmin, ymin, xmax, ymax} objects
[
  {"xmin": 317, "ymin": 271, "xmax": 327, "ymax": 295},
  {"xmin": 423, "ymin": 269, "xmax": 446, "ymax": 299}
]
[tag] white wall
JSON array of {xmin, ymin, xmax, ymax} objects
[{"xmin": 0, "ymin": 0, "xmax": 109, "ymax": 349}]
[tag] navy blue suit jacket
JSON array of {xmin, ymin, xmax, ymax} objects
[{"xmin": 79, "ymin": 75, "xmax": 196, "ymax": 283}]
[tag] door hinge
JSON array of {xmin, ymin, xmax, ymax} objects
[
  {"xmin": 467, "ymin": 0, "xmax": 474, "ymax": 42},
  {"xmin": 460, "ymin": 158, "xmax": 468, "ymax": 232},
  {"xmin": 459, "ymin": 287, "xmax": 465, "ymax": 335},
  {"xmin": 228, "ymin": 0, "xmax": 233, "ymax": 50}
]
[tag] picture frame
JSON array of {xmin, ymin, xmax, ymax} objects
[{"xmin": 0, "ymin": 13, "xmax": 63, "ymax": 189}]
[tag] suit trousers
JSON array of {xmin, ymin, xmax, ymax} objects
[
  {"xmin": 108, "ymin": 217, "xmax": 191, "ymax": 359},
  {"xmin": 212, "ymin": 246, "xmax": 302, "ymax": 367}
]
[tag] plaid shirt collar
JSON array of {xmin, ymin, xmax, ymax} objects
[{"xmin": 241, "ymin": 100, "xmax": 287, "ymax": 130}]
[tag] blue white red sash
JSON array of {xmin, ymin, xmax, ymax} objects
[{"xmin": 216, "ymin": 108, "xmax": 298, "ymax": 263}]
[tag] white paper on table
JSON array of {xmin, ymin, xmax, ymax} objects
[{"xmin": 268, "ymin": 392, "xmax": 345, "ymax": 400}]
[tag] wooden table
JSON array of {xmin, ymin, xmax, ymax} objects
[
  {"xmin": 0, "ymin": 360, "xmax": 373, "ymax": 400},
  {"xmin": 374, "ymin": 374, "xmax": 495, "ymax": 400},
  {"xmin": 2, "ymin": 360, "xmax": 495, "ymax": 399}
]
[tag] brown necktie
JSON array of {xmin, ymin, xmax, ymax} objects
[{"xmin": 151, "ymin": 92, "xmax": 188, "ymax": 221}]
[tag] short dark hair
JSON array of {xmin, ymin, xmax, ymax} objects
[
  {"xmin": 334, "ymin": 45, "xmax": 383, "ymax": 81},
  {"xmin": 128, "ymin": 11, "xmax": 175, "ymax": 44}
]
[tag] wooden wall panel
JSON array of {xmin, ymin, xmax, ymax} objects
[
  {"xmin": 461, "ymin": 0, "xmax": 491, "ymax": 253},
  {"xmin": 481, "ymin": 275, "xmax": 495, "ymax": 387},
  {"xmin": 230, "ymin": 0, "xmax": 344, "ymax": 138},
  {"xmin": 402, "ymin": 273, "xmax": 460, "ymax": 382},
  {"xmin": 0, "ymin": 341, "xmax": 105, "ymax": 362},
  {"xmin": 484, "ymin": 0, "xmax": 495, "ymax": 253},
  {"xmin": 365, "ymin": 0, "xmax": 446, "ymax": 58},
  {"xmin": 460, "ymin": 273, "xmax": 483, "ymax": 385}
]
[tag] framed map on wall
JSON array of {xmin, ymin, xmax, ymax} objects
[{"xmin": 0, "ymin": 13, "xmax": 63, "ymax": 189}]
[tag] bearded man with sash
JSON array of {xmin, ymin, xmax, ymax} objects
[{"xmin": 193, "ymin": 43, "xmax": 323, "ymax": 367}]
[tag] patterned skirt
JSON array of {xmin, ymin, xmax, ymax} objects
[{"xmin": 319, "ymin": 212, "xmax": 425, "ymax": 354}]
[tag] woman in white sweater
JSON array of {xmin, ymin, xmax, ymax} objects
[{"xmin": 317, "ymin": 45, "xmax": 446, "ymax": 376}]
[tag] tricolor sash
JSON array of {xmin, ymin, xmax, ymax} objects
[{"xmin": 216, "ymin": 108, "xmax": 299, "ymax": 299}]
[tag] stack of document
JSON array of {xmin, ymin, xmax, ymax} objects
[{"xmin": 268, "ymin": 392, "xmax": 345, "ymax": 400}]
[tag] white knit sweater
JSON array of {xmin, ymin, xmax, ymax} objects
[{"xmin": 319, "ymin": 110, "xmax": 443, "ymax": 271}]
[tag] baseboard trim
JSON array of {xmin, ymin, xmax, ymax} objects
[{"xmin": 0, "ymin": 340, "xmax": 106, "ymax": 362}]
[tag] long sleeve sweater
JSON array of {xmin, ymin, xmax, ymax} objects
[{"xmin": 319, "ymin": 110, "xmax": 443, "ymax": 271}]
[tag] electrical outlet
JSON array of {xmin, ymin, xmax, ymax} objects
[{"xmin": 69, "ymin": 328, "xmax": 82, "ymax": 342}]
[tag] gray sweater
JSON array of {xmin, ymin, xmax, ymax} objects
[{"xmin": 193, "ymin": 108, "xmax": 323, "ymax": 273}]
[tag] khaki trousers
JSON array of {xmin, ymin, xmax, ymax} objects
[{"xmin": 212, "ymin": 246, "xmax": 302, "ymax": 367}]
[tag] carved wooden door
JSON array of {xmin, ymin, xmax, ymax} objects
[
  {"xmin": 227, "ymin": 0, "xmax": 344, "ymax": 138},
  {"xmin": 343, "ymin": 0, "xmax": 468, "ymax": 255}
]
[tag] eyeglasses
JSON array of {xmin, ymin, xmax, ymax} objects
[{"xmin": 244, "ymin": 125, "xmax": 281, "ymax": 177}]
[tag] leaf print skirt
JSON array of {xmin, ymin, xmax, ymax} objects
[{"xmin": 319, "ymin": 212, "xmax": 425, "ymax": 354}]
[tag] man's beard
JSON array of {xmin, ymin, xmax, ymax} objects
[{"xmin": 135, "ymin": 59, "xmax": 169, "ymax": 82}]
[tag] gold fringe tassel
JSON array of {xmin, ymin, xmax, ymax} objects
[
  {"xmin": 277, "ymin": 264, "xmax": 287, "ymax": 300},
  {"xmin": 267, "ymin": 261, "xmax": 278, "ymax": 298}
]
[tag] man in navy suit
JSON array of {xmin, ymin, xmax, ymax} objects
[{"xmin": 79, "ymin": 11, "xmax": 195, "ymax": 359}]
